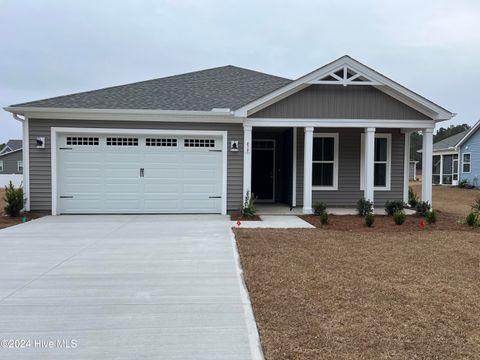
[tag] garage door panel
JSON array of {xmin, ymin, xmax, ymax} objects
[{"xmin": 58, "ymin": 133, "xmax": 223, "ymax": 214}]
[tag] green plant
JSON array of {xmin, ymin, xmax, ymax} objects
[
  {"xmin": 357, "ymin": 197, "xmax": 373, "ymax": 216},
  {"xmin": 3, "ymin": 181, "xmax": 24, "ymax": 217},
  {"xmin": 314, "ymin": 202, "xmax": 327, "ymax": 216},
  {"xmin": 393, "ymin": 210, "xmax": 406, "ymax": 225},
  {"xmin": 458, "ymin": 179, "xmax": 468, "ymax": 188},
  {"xmin": 466, "ymin": 212, "xmax": 478, "ymax": 226},
  {"xmin": 408, "ymin": 186, "xmax": 419, "ymax": 207},
  {"xmin": 365, "ymin": 213, "xmax": 375, "ymax": 227},
  {"xmin": 241, "ymin": 191, "xmax": 257, "ymax": 217},
  {"xmin": 320, "ymin": 211, "xmax": 329, "ymax": 225},
  {"xmin": 471, "ymin": 197, "xmax": 480, "ymax": 213},
  {"xmin": 385, "ymin": 200, "xmax": 406, "ymax": 216},
  {"xmin": 415, "ymin": 201, "xmax": 431, "ymax": 217},
  {"xmin": 425, "ymin": 209, "xmax": 437, "ymax": 224}
]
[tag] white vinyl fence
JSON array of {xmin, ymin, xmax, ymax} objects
[{"xmin": 0, "ymin": 174, "xmax": 23, "ymax": 188}]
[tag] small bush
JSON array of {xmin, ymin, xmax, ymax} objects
[
  {"xmin": 357, "ymin": 197, "xmax": 373, "ymax": 216},
  {"xmin": 408, "ymin": 186, "xmax": 419, "ymax": 207},
  {"xmin": 458, "ymin": 179, "xmax": 468, "ymax": 188},
  {"xmin": 466, "ymin": 212, "xmax": 478, "ymax": 226},
  {"xmin": 314, "ymin": 202, "xmax": 327, "ymax": 216},
  {"xmin": 471, "ymin": 197, "xmax": 480, "ymax": 213},
  {"xmin": 320, "ymin": 211, "xmax": 329, "ymax": 225},
  {"xmin": 241, "ymin": 191, "xmax": 257, "ymax": 217},
  {"xmin": 415, "ymin": 201, "xmax": 431, "ymax": 217},
  {"xmin": 385, "ymin": 200, "xmax": 406, "ymax": 216},
  {"xmin": 393, "ymin": 210, "xmax": 406, "ymax": 225},
  {"xmin": 425, "ymin": 209, "xmax": 437, "ymax": 224},
  {"xmin": 3, "ymin": 181, "xmax": 24, "ymax": 217},
  {"xmin": 365, "ymin": 213, "xmax": 375, "ymax": 227}
]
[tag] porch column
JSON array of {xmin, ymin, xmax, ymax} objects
[
  {"xmin": 303, "ymin": 127, "xmax": 314, "ymax": 214},
  {"xmin": 243, "ymin": 125, "xmax": 252, "ymax": 199},
  {"xmin": 403, "ymin": 131, "xmax": 411, "ymax": 204},
  {"xmin": 422, "ymin": 128, "xmax": 434, "ymax": 205},
  {"xmin": 364, "ymin": 127, "xmax": 376, "ymax": 204},
  {"xmin": 439, "ymin": 154, "xmax": 444, "ymax": 185}
]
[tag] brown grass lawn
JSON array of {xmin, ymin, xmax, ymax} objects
[{"xmin": 236, "ymin": 229, "xmax": 480, "ymax": 360}]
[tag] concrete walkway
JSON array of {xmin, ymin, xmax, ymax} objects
[{"xmin": 0, "ymin": 215, "xmax": 262, "ymax": 360}]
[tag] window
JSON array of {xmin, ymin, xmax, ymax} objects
[
  {"xmin": 0, "ymin": 160, "xmax": 3, "ymax": 172},
  {"xmin": 360, "ymin": 133, "xmax": 392, "ymax": 190},
  {"xmin": 17, "ymin": 161, "xmax": 23, "ymax": 173},
  {"xmin": 106, "ymin": 137, "xmax": 138, "ymax": 146},
  {"xmin": 312, "ymin": 133, "xmax": 338, "ymax": 190},
  {"xmin": 463, "ymin": 152, "xmax": 471, "ymax": 173},
  {"xmin": 184, "ymin": 139, "xmax": 215, "ymax": 148},
  {"xmin": 66, "ymin": 137, "xmax": 99, "ymax": 146},
  {"xmin": 146, "ymin": 138, "xmax": 177, "ymax": 147}
]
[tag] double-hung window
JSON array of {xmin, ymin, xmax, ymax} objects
[
  {"xmin": 312, "ymin": 133, "xmax": 339, "ymax": 190},
  {"xmin": 361, "ymin": 133, "xmax": 392, "ymax": 190},
  {"xmin": 0, "ymin": 160, "xmax": 3, "ymax": 172},
  {"xmin": 18, "ymin": 161, "xmax": 23, "ymax": 173},
  {"xmin": 462, "ymin": 152, "xmax": 471, "ymax": 173}
]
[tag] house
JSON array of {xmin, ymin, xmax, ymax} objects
[
  {"xmin": 0, "ymin": 139, "xmax": 23, "ymax": 187},
  {"xmin": 3, "ymin": 56, "xmax": 454, "ymax": 215},
  {"xmin": 409, "ymin": 161, "xmax": 419, "ymax": 181},
  {"xmin": 430, "ymin": 120, "xmax": 480, "ymax": 186}
]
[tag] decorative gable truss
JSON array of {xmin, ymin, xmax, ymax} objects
[{"xmin": 308, "ymin": 66, "xmax": 381, "ymax": 86}]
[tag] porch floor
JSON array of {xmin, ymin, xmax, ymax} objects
[{"xmin": 256, "ymin": 203, "xmax": 416, "ymax": 216}]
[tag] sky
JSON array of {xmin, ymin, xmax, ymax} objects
[{"xmin": 1, "ymin": 0, "xmax": 479, "ymax": 142}]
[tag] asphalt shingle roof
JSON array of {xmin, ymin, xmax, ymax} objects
[
  {"xmin": 433, "ymin": 130, "xmax": 468, "ymax": 151},
  {"xmin": 5, "ymin": 139, "xmax": 22, "ymax": 151},
  {"xmin": 10, "ymin": 66, "xmax": 292, "ymax": 111}
]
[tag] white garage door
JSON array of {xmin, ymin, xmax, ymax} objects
[{"xmin": 57, "ymin": 133, "xmax": 224, "ymax": 214}]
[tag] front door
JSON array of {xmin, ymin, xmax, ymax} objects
[{"xmin": 252, "ymin": 140, "xmax": 275, "ymax": 201}]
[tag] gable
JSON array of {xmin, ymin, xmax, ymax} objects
[
  {"xmin": 249, "ymin": 85, "xmax": 431, "ymax": 120},
  {"xmin": 461, "ymin": 125, "xmax": 480, "ymax": 150}
]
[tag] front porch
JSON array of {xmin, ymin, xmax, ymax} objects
[{"xmin": 244, "ymin": 124, "xmax": 434, "ymax": 215}]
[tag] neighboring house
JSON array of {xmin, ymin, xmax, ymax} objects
[
  {"xmin": 0, "ymin": 139, "xmax": 23, "ymax": 187},
  {"xmin": 4, "ymin": 56, "xmax": 454, "ymax": 215},
  {"xmin": 428, "ymin": 120, "xmax": 480, "ymax": 186},
  {"xmin": 409, "ymin": 161, "xmax": 419, "ymax": 181}
]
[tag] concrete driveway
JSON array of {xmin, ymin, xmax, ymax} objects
[{"xmin": 0, "ymin": 215, "xmax": 261, "ymax": 360}]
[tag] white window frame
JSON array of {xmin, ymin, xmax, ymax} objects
[
  {"xmin": 0, "ymin": 160, "xmax": 3, "ymax": 172},
  {"xmin": 462, "ymin": 152, "xmax": 471, "ymax": 173},
  {"xmin": 17, "ymin": 160, "xmax": 23, "ymax": 173},
  {"xmin": 312, "ymin": 133, "xmax": 339, "ymax": 191},
  {"xmin": 360, "ymin": 133, "xmax": 392, "ymax": 191}
]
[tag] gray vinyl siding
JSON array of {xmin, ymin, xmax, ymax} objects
[
  {"xmin": 0, "ymin": 150, "xmax": 23, "ymax": 174},
  {"xmin": 28, "ymin": 119, "xmax": 243, "ymax": 211},
  {"xmin": 251, "ymin": 85, "xmax": 431, "ymax": 120},
  {"xmin": 296, "ymin": 128, "xmax": 405, "ymax": 207}
]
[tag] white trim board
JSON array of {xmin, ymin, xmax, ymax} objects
[
  {"xmin": 50, "ymin": 127, "xmax": 228, "ymax": 216},
  {"xmin": 244, "ymin": 118, "xmax": 436, "ymax": 129}
]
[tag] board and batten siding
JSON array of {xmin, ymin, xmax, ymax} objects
[
  {"xmin": 296, "ymin": 128, "xmax": 405, "ymax": 207},
  {"xmin": 251, "ymin": 85, "xmax": 431, "ymax": 120},
  {"xmin": 28, "ymin": 119, "xmax": 243, "ymax": 211}
]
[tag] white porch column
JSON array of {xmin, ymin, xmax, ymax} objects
[
  {"xmin": 422, "ymin": 128, "xmax": 434, "ymax": 205},
  {"xmin": 403, "ymin": 131, "xmax": 411, "ymax": 204},
  {"xmin": 303, "ymin": 127, "xmax": 314, "ymax": 214},
  {"xmin": 439, "ymin": 154, "xmax": 444, "ymax": 185},
  {"xmin": 243, "ymin": 125, "xmax": 252, "ymax": 199},
  {"xmin": 364, "ymin": 127, "xmax": 376, "ymax": 204}
]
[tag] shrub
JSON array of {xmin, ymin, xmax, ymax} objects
[
  {"xmin": 415, "ymin": 201, "xmax": 431, "ymax": 217},
  {"xmin": 320, "ymin": 211, "xmax": 329, "ymax": 225},
  {"xmin": 471, "ymin": 197, "xmax": 480, "ymax": 213},
  {"xmin": 3, "ymin": 181, "xmax": 24, "ymax": 217},
  {"xmin": 466, "ymin": 212, "xmax": 478, "ymax": 226},
  {"xmin": 408, "ymin": 186, "xmax": 419, "ymax": 207},
  {"xmin": 313, "ymin": 202, "xmax": 327, "ymax": 216},
  {"xmin": 365, "ymin": 213, "xmax": 375, "ymax": 227},
  {"xmin": 425, "ymin": 209, "xmax": 437, "ymax": 224},
  {"xmin": 241, "ymin": 191, "xmax": 256, "ymax": 217},
  {"xmin": 393, "ymin": 210, "xmax": 406, "ymax": 225},
  {"xmin": 385, "ymin": 200, "xmax": 406, "ymax": 216},
  {"xmin": 357, "ymin": 197, "xmax": 373, "ymax": 216},
  {"xmin": 458, "ymin": 179, "xmax": 468, "ymax": 188}
]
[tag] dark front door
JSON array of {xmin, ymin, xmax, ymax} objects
[{"xmin": 252, "ymin": 140, "xmax": 275, "ymax": 201}]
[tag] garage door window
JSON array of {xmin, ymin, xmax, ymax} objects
[
  {"xmin": 106, "ymin": 137, "xmax": 138, "ymax": 146},
  {"xmin": 184, "ymin": 139, "xmax": 215, "ymax": 147},
  {"xmin": 146, "ymin": 138, "xmax": 177, "ymax": 147},
  {"xmin": 66, "ymin": 137, "xmax": 99, "ymax": 146}
]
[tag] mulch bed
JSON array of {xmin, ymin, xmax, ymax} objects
[
  {"xmin": 302, "ymin": 211, "xmax": 479, "ymax": 232},
  {"xmin": 229, "ymin": 211, "xmax": 262, "ymax": 221},
  {"xmin": 235, "ymin": 228, "xmax": 480, "ymax": 360},
  {"xmin": 0, "ymin": 211, "xmax": 49, "ymax": 230}
]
